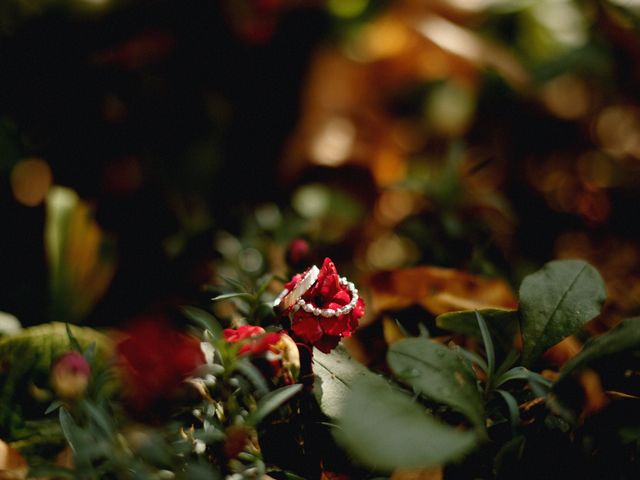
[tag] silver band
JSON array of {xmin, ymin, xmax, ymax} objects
[
  {"xmin": 273, "ymin": 265, "xmax": 319, "ymax": 311},
  {"xmin": 273, "ymin": 267, "xmax": 359, "ymax": 318}
]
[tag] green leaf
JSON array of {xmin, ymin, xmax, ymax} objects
[
  {"xmin": 235, "ymin": 360, "xmax": 269, "ymax": 397},
  {"xmin": 65, "ymin": 322, "xmax": 83, "ymax": 352},
  {"xmin": 476, "ymin": 311, "xmax": 495, "ymax": 391},
  {"xmin": 556, "ymin": 317, "xmax": 640, "ymax": 383},
  {"xmin": 180, "ymin": 306, "xmax": 222, "ymax": 337},
  {"xmin": 337, "ymin": 380, "xmax": 478, "ymax": 471},
  {"xmin": 45, "ymin": 400, "xmax": 64, "ymax": 415},
  {"xmin": 313, "ymin": 344, "xmax": 384, "ymax": 420},
  {"xmin": 436, "ymin": 308, "xmax": 519, "ymax": 353},
  {"xmin": 211, "ymin": 292, "xmax": 255, "ymax": 302},
  {"xmin": 59, "ymin": 408, "xmax": 79, "ymax": 453},
  {"xmin": 495, "ymin": 367, "xmax": 552, "ymax": 389},
  {"xmin": 247, "ymin": 384, "xmax": 302, "ymax": 425},
  {"xmin": 388, "ymin": 338, "xmax": 485, "ymax": 431},
  {"xmin": 81, "ymin": 400, "xmax": 113, "ymax": 436},
  {"xmin": 519, "ymin": 260, "xmax": 606, "ymax": 367},
  {"xmin": 493, "ymin": 435, "xmax": 526, "ymax": 480},
  {"xmin": 495, "ymin": 389, "xmax": 520, "ymax": 436}
]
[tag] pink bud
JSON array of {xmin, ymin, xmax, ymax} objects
[
  {"xmin": 286, "ymin": 238, "xmax": 311, "ymax": 268},
  {"xmin": 51, "ymin": 351, "xmax": 91, "ymax": 400}
]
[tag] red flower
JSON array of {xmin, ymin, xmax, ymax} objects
[
  {"xmin": 116, "ymin": 316, "xmax": 205, "ymax": 412},
  {"xmin": 282, "ymin": 258, "xmax": 365, "ymax": 353},
  {"xmin": 224, "ymin": 326, "xmax": 300, "ymax": 383}
]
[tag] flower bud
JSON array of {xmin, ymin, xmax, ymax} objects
[
  {"xmin": 51, "ymin": 351, "xmax": 91, "ymax": 400},
  {"xmin": 285, "ymin": 238, "xmax": 311, "ymax": 270}
]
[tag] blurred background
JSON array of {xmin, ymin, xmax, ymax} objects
[{"xmin": 1, "ymin": 0, "xmax": 640, "ymax": 334}]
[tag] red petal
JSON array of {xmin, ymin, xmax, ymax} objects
[
  {"xmin": 292, "ymin": 315, "xmax": 323, "ymax": 343},
  {"xmin": 313, "ymin": 335, "xmax": 341, "ymax": 353},
  {"xmin": 321, "ymin": 314, "xmax": 350, "ymax": 336}
]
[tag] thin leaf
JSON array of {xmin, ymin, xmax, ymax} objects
[
  {"xmin": 65, "ymin": 323, "xmax": 83, "ymax": 352},
  {"xmin": 81, "ymin": 400, "xmax": 113, "ymax": 436},
  {"xmin": 180, "ymin": 306, "xmax": 222, "ymax": 337},
  {"xmin": 219, "ymin": 275, "xmax": 249, "ymax": 292},
  {"xmin": 211, "ymin": 292, "xmax": 255, "ymax": 302},
  {"xmin": 454, "ymin": 346, "xmax": 488, "ymax": 374},
  {"xmin": 494, "ymin": 349, "xmax": 520, "ymax": 379},
  {"xmin": 337, "ymin": 380, "xmax": 478, "ymax": 470},
  {"xmin": 519, "ymin": 260, "xmax": 606, "ymax": 367},
  {"xmin": 495, "ymin": 389, "xmax": 520, "ymax": 436},
  {"xmin": 476, "ymin": 311, "xmax": 495, "ymax": 391},
  {"xmin": 247, "ymin": 384, "xmax": 302, "ymax": 425},
  {"xmin": 255, "ymin": 273, "xmax": 275, "ymax": 297},
  {"xmin": 45, "ymin": 400, "xmax": 64, "ymax": 415},
  {"xmin": 59, "ymin": 408, "xmax": 79, "ymax": 453},
  {"xmin": 495, "ymin": 367, "xmax": 552, "ymax": 389},
  {"xmin": 235, "ymin": 360, "xmax": 269, "ymax": 397},
  {"xmin": 436, "ymin": 308, "xmax": 519, "ymax": 353}
]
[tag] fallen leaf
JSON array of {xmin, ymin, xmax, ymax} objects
[
  {"xmin": 392, "ymin": 466, "xmax": 443, "ymax": 480},
  {"xmin": 578, "ymin": 369, "xmax": 607, "ymax": 419},
  {"xmin": 0, "ymin": 440, "xmax": 27, "ymax": 480},
  {"xmin": 542, "ymin": 336, "xmax": 582, "ymax": 367},
  {"xmin": 366, "ymin": 266, "xmax": 517, "ymax": 316}
]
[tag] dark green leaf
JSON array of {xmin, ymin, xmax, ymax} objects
[
  {"xmin": 495, "ymin": 367, "xmax": 552, "ymax": 389},
  {"xmin": 476, "ymin": 311, "xmax": 495, "ymax": 390},
  {"xmin": 45, "ymin": 400, "xmax": 63, "ymax": 415},
  {"xmin": 388, "ymin": 338, "xmax": 485, "ymax": 430},
  {"xmin": 337, "ymin": 380, "xmax": 478, "ymax": 471},
  {"xmin": 519, "ymin": 260, "xmax": 606, "ymax": 367},
  {"xmin": 436, "ymin": 308, "xmax": 519, "ymax": 353},
  {"xmin": 493, "ymin": 435, "xmax": 526, "ymax": 480},
  {"xmin": 180, "ymin": 306, "xmax": 222, "ymax": 337},
  {"xmin": 236, "ymin": 360, "xmax": 269, "ymax": 397},
  {"xmin": 59, "ymin": 408, "xmax": 79, "ymax": 453},
  {"xmin": 65, "ymin": 322, "xmax": 83, "ymax": 352},
  {"xmin": 247, "ymin": 384, "xmax": 302, "ymax": 425},
  {"xmin": 255, "ymin": 273, "xmax": 275, "ymax": 297},
  {"xmin": 495, "ymin": 389, "xmax": 520, "ymax": 436},
  {"xmin": 81, "ymin": 400, "xmax": 113, "ymax": 436},
  {"xmin": 556, "ymin": 317, "xmax": 640, "ymax": 383},
  {"xmin": 211, "ymin": 292, "xmax": 255, "ymax": 302},
  {"xmin": 219, "ymin": 275, "xmax": 249, "ymax": 293},
  {"xmin": 313, "ymin": 344, "xmax": 384, "ymax": 420}
]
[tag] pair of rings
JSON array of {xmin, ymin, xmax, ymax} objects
[{"xmin": 273, "ymin": 265, "xmax": 359, "ymax": 318}]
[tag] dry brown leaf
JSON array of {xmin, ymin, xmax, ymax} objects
[
  {"xmin": 542, "ymin": 336, "xmax": 582, "ymax": 368},
  {"xmin": 579, "ymin": 369, "xmax": 608, "ymax": 419},
  {"xmin": 391, "ymin": 466, "xmax": 443, "ymax": 480},
  {"xmin": 366, "ymin": 265, "xmax": 517, "ymax": 316},
  {"xmin": 383, "ymin": 316, "xmax": 407, "ymax": 345},
  {"xmin": 0, "ymin": 440, "xmax": 28, "ymax": 480}
]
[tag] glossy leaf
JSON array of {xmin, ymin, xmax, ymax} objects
[
  {"xmin": 337, "ymin": 380, "xmax": 478, "ymax": 471},
  {"xmin": 313, "ymin": 344, "xmax": 384, "ymax": 420},
  {"xmin": 388, "ymin": 338, "xmax": 485, "ymax": 430},
  {"xmin": 519, "ymin": 260, "xmax": 606, "ymax": 367}
]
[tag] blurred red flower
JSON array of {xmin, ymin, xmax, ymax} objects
[
  {"xmin": 284, "ymin": 257, "xmax": 365, "ymax": 353},
  {"xmin": 224, "ymin": 326, "xmax": 299, "ymax": 383},
  {"xmin": 116, "ymin": 316, "xmax": 205, "ymax": 412}
]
